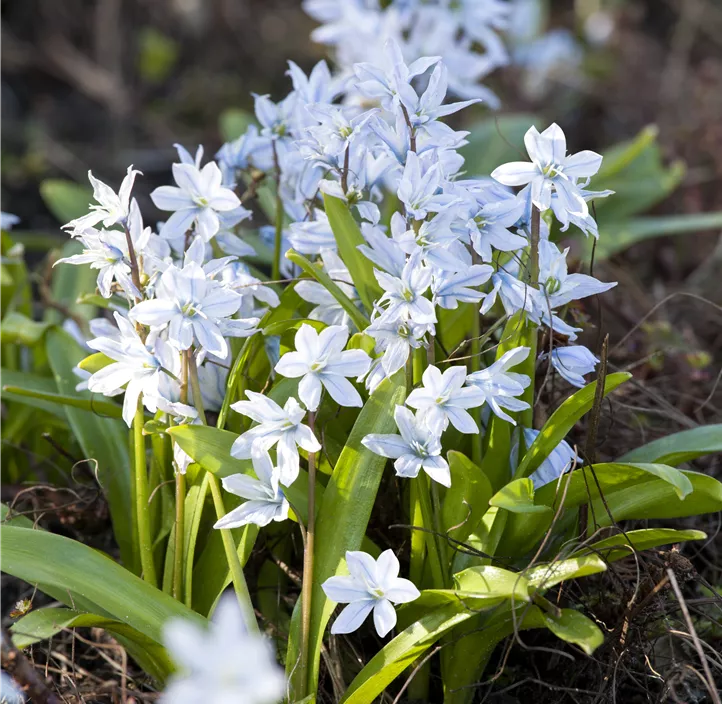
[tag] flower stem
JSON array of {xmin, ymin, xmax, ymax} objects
[
  {"xmin": 133, "ymin": 398, "xmax": 157, "ymax": 586},
  {"xmin": 529, "ymin": 205, "xmax": 541, "ymax": 286},
  {"xmin": 272, "ymin": 141, "xmax": 283, "ymax": 282},
  {"xmin": 299, "ymin": 410, "xmax": 317, "ymax": 695},
  {"xmin": 418, "ymin": 475, "xmax": 445, "ymax": 588},
  {"xmin": 188, "ymin": 348, "xmax": 256, "ymax": 629},
  {"xmin": 172, "ymin": 472, "xmax": 185, "ymax": 601},
  {"xmin": 207, "ymin": 472, "xmax": 258, "ymax": 631}
]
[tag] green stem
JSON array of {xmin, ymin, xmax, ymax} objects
[
  {"xmin": 272, "ymin": 141, "xmax": 283, "ymax": 282},
  {"xmin": 134, "ymin": 398, "xmax": 157, "ymax": 586},
  {"xmin": 188, "ymin": 348, "xmax": 256, "ymax": 629},
  {"xmin": 173, "ymin": 472, "xmax": 185, "ymax": 602},
  {"xmin": 417, "ymin": 475, "xmax": 445, "ymax": 589},
  {"xmin": 299, "ymin": 411, "xmax": 317, "ymax": 696},
  {"xmin": 470, "ymin": 301, "xmax": 483, "ymax": 466},
  {"xmin": 208, "ymin": 473, "xmax": 258, "ymax": 631},
  {"xmin": 529, "ymin": 205, "xmax": 541, "ymax": 286}
]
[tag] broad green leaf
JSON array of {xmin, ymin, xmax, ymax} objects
[
  {"xmin": 572, "ymin": 528, "xmax": 707, "ymax": 563},
  {"xmin": 10, "ymin": 607, "xmax": 174, "ymax": 682},
  {"xmin": 618, "ymin": 425, "xmax": 722, "ymax": 467},
  {"xmin": 1, "ymin": 525, "xmax": 205, "ymax": 645},
  {"xmin": 531, "ymin": 463, "xmax": 722, "ymax": 530},
  {"xmin": 593, "ymin": 213, "xmax": 722, "ymax": 260},
  {"xmin": 341, "ymin": 602, "xmax": 474, "ymax": 704},
  {"xmin": 47, "ymin": 240, "xmax": 97, "ymax": 324},
  {"xmin": 442, "ymin": 451, "xmax": 493, "ymax": 545},
  {"xmin": 515, "ymin": 372, "xmax": 631, "ymax": 479},
  {"xmin": 453, "ymin": 565, "xmax": 530, "ymax": 601},
  {"xmin": 40, "ymin": 179, "xmax": 92, "ymax": 223},
  {"xmin": 541, "ymin": 608, "xmax": 603, "ymax": 656},
  {"xmin": 461, "ymin": 114, "xmax": 541, "ymax": 176},
  {"xmin": 489, "ymin": 478, "xmax": 551, "ymax": 514},
  {"xmin": 286, "ymin": 373, "xmax": 406, "ymax": 698},
  {"xmin": 45, "ymin": 329, "xmax": 134, "ymax": 567},
  {"xmin": 286, "ymin": 250, "xmax": 370, "ymax": 331},
  {"xmin": 166, "ymin": 424, "xmax": 319, "ymax": 523},
  {"xmin": 2, "ymin": 385, "xmax": 123, "ymax": 419},
  {"xmin": 323, "ymin": 194, "xmax": 381, "ymax": 312},
  {"xmin": 262, "ymin": 317, "xmax": 326, "ymax": 337},
  {"xmin": 525, "ymin": 555, "xmax": 607, "ymax": 590},
  {"xmin": 0, "ymin": 311, "xmax": 51, "ymax": 345},
  {"xmin": 0, "ymin": 369, "xmax": 67, "ymax": 419},
  {"xmin": 595, "ymin": 125, "xmax": 659, "ymax": 180}
]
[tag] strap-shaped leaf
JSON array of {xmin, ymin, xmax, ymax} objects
[
  {"xmin": 1, "ymin": 526, "xmax": 205, "ymax": 645},
  {"xmin": 285, "ymin": 250, "xmax": 370, "ymax": 331},
  {"xmin": 572, "ymin": 528, "xmax": 707, "ymax": 563},
  {"xmin": 11, "ymin": 607, "xmax": 174, "ymax": 682},
  {"xmin": 442, "ymin": 451, "xmax": 493, "ymax": 545},
  {"xmin": 286, "ymin": 372, "xmax": 406, "ymax": 698},
  {"xmin": 618, "ymin": 425, "xmax": 722, "ymax": 467},
  {"xmin": 46, "ymin": 328, "xmax": 134, "ymax": 567},
  {"xmin": 323, "ymin": 194, "xmax": 381, "ymax": 312},
  {"xmin": 515, "ymin": 372, "xmax": 631, "ymax": 479}
]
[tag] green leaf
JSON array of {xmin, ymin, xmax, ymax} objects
[
  {"xmin": 461, "ymin": 114, "xmax": 541, "ymax": 176},
  {"xmin": 340, "ymin": 603, "xmax": 470, "ymax": 704},
  {"xmin": 525, "ymin": 555, "xmax": 608, "ymax": 591},
  {"xmin": 515, "ymin": 372, "xmax": 631, "ymax": 480},
  {"xmin": 617, "ymin": 425, "xmax": 722, "ymax": 467},
  {"xmin": 322, "ymin": 194, "xmax": 381, "ymax": 312},
  {"xmin": 0, "ymin": 369, "xmax": 67, "ymax": 419},
  {"xmin": 10, "ymin": 607, "xmax": 174, "ymax": 682},
  {"xmin": 442, "ymin": 451, "xmax": 493, "ymax": 545},
  {"xmin": 0, "ymin": 312, "xmax": 51, "ymax": 345},
  {"xmin": 285, "ymin": 250, "xmax": 371, "ymax": 331},
  {"xmin": 45, "ymin": 329, "xmax": 134, "ymax": 567},
  {"xmin": 1, "ymin": 526, "xmax": 205, "ymax": 645},
  {"xmin": 47, "ymin": 240, "xmax": 98, "ymax": 324},
  {"xmin": 533, "ymin": 462, "xmax": 722, "ymax": 523},
  {"xmin": 166, "ymin": 424, "xmax": 319, "ymax": 524},
  {"xmin": 489, "ymin": 478, "xmax": 551, "ymax": 514},
  {"xmin": 286, "ymin": 372, "xmax": 406, "ymax": 697},
  {"xmin": 572, "ymin": 528, "xmax": 707, "ymax": 563},
  {"xmin": 541, "ymin": 608, "xmax": 603, "ymax": 656},
  {"xmin": 262, "ymin": 317, "xmax": 326, "ymax": 337},
  {"xmin": 40, "ymin": 180, "xmax": 92, "ymax": 223},
  {"xmin": 2, "ymin": 385, "xmax": 123, "ymax": 419},
  {"xmin": 219, "ymin": 108, "xmax": 256, "ymax": 142},
  {"xmin": 592, "ymin": 213, "xmax": 722, "ymax": 259}
]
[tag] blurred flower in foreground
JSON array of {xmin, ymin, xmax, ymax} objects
[{"xmin": 162, "ymin": 595, "xmax": 285, "ymax": 704}]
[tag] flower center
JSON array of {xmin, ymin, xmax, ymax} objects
[
  {"xmin": 194, "ymin": 195, "xmax": 209, "ymax": 207},
  {"xmin": 401, "ymin": 287, "xmax": 415, "ymax": 302},
  {"xmin": 544, "ymin": 276, "xmax": 561, "ymax": 295},
  {"xmin": 410, "ymin": 439, "xmax": 428, "ymax": 457},
  {"xmin": 370, "ymin": 586, "xmax": 385, "ymax": 599},
  {"xmin": 542, "ymin": 163, "xmax": 561, "ymax": 179},
  {"xmin": 310, "ymin": 359, "xmax": 327, "ymax": 372}
]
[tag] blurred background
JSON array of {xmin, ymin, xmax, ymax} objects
[{"xmin": 3, "ymin": 0, "xmax": 722, "ymax": 426}]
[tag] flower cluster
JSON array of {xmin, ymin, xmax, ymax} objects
[{"xmin": 56, "ymin": 23, "xmax": 617, "ymax": 693}]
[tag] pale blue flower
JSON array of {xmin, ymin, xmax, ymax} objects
[{"xmin": 322, "ymin": 549, "xmax": 420, "ymax": 637}]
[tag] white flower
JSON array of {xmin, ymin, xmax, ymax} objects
[
  {"xmin": 397, "ymin": 152, "xmax": 457, "ymax": 221},
  {"xmin": 491, "ymin": 124, "xmax": 602, "ymax": 216},
  {"xmin": 129, "ymin": 242, "xmax": 257, "ymax": 357},
  {"xmin": 366, "ymin": 317, "xmax": 429, "ymax": 378},
  {"xmin": 162, "ymin": 594, "xmax": 285, "ymax": 704},
  {"xmin": 151, "ymin": 161, "xmax": 241, "ymax": 242},
  {"xmin": 465, "ymin": 347, "xmax": 531, "ymax": 424},
  {"xmin": 0, "ymin": 669, "xmax": 24, "ymax": 704},
  {"xmin": 230, "ymin": 392, "xmax": 321, "ymax": 486},
  {"xmin": 406, "ymin": 365, "xmax": 485, "ymax": 434},
  {"xmin": 86, "ymin": 312, "xmax": 182, "ymax": 426},
  {"xmin": 374, "ymin": 252, "xmax": 437, "ymax": 325},
  {"xmin": 543, "ymin": 345, "xmax": 599, "ymax": 388},
  {"xmin": 1, "ymin": 212, "xmax": 20, "ymax": 230},
  {"xmin": 537, "ymin": 239, "xmax": 616, "ymax": 307},
  {"xmin": 362, "ymin": 405, "xmax": 451, "ymax": 487},
  {"xmin": 322, "ymin": 549, "xmax": 420, "ymax": 637},
  {"xmin": 275, "ymin": 324, "xmax": 371, "ymax": 411},
  {"xmin": 65, "ymin": 165, "xmax": 140, "ymax": 231},
  {"xmin": 516, "ymin": 428, "xmax": 580, "ymax": 489},
  {"xmin": 214, "ymin": 450, "xmax": 289, "ymax": 529}
]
